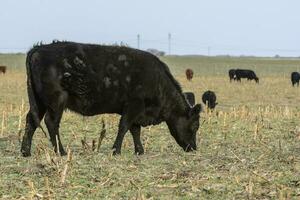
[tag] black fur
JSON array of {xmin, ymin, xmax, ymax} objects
[
  {"xmin": 21, "ymin": 41, "xmax": 202, "ymax": 156},
  {"xmin": 202, "ymin": 90, "xmax": 217, "ymax": 109},
  {"xmin": 235, "ymin": 69, "xmax": 259, "ymax": 83},
  {"xmin": 228, "ymin": 69, "xmax": 236, "ymax": 82},
  {"xmin": 291, "ymin": 72, "xmax": 300, "ymax": 87},
  {"xmin": 183, "ymin": 92, "xmax": 195, "ymax": 107}
]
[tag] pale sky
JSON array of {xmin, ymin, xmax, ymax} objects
[{"xmin": 1, "ymin": 0, "xmax": 300, "ymax": 56}]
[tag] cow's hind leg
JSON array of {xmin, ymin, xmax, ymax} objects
[
  {"xmin": 130, "ymin": 125, "xmax": 144, "ymax": 155},
  {"xmin": 44, "ymin": 110, "xmax": 66, "ymax": 156},
  {"xmin": 21, "ymin": 107, "xmax": 46, "ymax": 157},
  {"xmin": 112, "ymin": 99, "xmax": 145, "ymax": 155}
]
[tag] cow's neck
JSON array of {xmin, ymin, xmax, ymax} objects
[{"xmin": 163, "ymin": 85, "xmax": 189, "ymax": 121}]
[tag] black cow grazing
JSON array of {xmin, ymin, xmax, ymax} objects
[
  {"xmin": 21, "ymin": 41, "xmax": 202, "ymax": 157},
  {"xmin": 228, "ymin": 69, "xmax": 236, "ymax": 82},
  {"xmin": 202, "ymin": 90, "xmax": 217, "ymax": 109},
  {"xmin": 183, "ymin": 92, "xmax": 195, "ymax": 107},
  {"xmin": 291, "ymin": 72, "xmax": 300, "ymax": 87},
  {"xmin": 235, "ymin": 69, "xmax": 259, "ymax": 83}
]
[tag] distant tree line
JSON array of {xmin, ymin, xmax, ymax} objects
[{"xmin": 146, "ymin": 48, "xmax": 165, "ymax": 56}]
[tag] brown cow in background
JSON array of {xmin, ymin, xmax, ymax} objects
[
  {"xmin": 185, "ymin": 68, "xmax": 193, "ymax": 81},
  {"xmin": 0, "ymin": 66, "xmax": 7, "ymax": 74}
]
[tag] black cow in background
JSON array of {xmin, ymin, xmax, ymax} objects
[
  {"xmin": 291, "ymin": 72, "xmax": 300, "ymax": 86},
  {"xmin": 21, "ymin": 41, "xmax": 202, "ymax": 157},
  {"xmin": 228, "ymin": 69, "xmax": 236, "ymax": 82},
  {"xmin": 202, "ymin": 90, "xmax": 217, "ymax": 110},
  {"xmin": 235, "ymin": 69, "xmax": 259, "ymax": 83},
  {"xmin": 183, "ymin": 92, "xmax": 195, "ymax": 107}
]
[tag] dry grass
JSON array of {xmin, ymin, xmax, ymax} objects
[{"xmin": 0, "ymin": 55, "xmax": 300, "ymax": 199}]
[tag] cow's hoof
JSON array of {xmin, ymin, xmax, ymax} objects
[
  {"xmin": 54, "ymin": 147, "xmax": 67, "ymax": 156},
  {"xmin": 21, "ymin": 150, "xmax": 31, "ymax": 157},
  {"xmin": 134, "ymin": 148, "xmax": 144, "ymax": 155},
  {"xmin": 112, "ymin": 149, "xmax": 121, "ymax": 155},
  {"xmin": 59, "ymin": 150, "xmax": 67, "ymax": 156}
]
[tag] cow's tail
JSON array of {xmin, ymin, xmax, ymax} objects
[{"xmin": 26, "ymin": 47, "xmax": 48, "ymax": 137}]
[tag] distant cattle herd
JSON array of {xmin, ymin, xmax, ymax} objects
[{"xmin": 183, "ymin": 67, "xmax": 299, "ymax": 115}]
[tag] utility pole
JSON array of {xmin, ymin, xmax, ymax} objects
[
  {"xmin": 137, "ymin": 34, "xmax": 140, "ymax": 49},
  {"xmin": 168, "ymin": 33, "xmax": 171, "ymax": 55}
]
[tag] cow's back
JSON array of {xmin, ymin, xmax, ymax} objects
[
  {"xmin": 28, "ymin": 42, "xmax": 173, "ymax": 116},
  {"xmin": 291, "ymin": 72, "xmax": 300, "ymax": 79}
]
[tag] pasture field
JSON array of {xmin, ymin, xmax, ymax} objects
[{"xmin": 0, "ymin": 54, "xmax": 300, "ymax": 199}]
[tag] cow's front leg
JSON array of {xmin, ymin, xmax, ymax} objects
[
  {"xmin": 112, "ymin": 115, "xmax": 129, "ymax": 155},
  {"xmin": 112, "ymin": 98, "xmax": 145, "ymax": 155}
]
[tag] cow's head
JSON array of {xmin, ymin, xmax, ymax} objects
[
  {"xmin": 167, "ymin": 104, "xmax": 201, "ymax": 151},
  {"xmin": 255, "ymin": 77, "xmax": 259, "ymax": 83}
]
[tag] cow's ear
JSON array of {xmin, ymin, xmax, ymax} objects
[{"xmin": 189, "ymin": 104, "xmax": 202, "ymax": 117}]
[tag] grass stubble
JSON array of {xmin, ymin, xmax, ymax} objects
[{"xmin": 0, "ymin": 55, "xmax": 299, "ymax": 199}]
